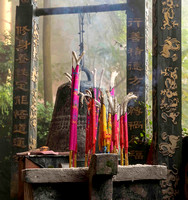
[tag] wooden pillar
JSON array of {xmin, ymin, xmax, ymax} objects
[
  {"xmin": 152, "ymin": 0, "xmax": 182, "ymax": 199},
  {"xmin": 11, "ymin": 0, "xmax": 39, "ymax": 198},
  {"xmin": 127, "ymin": 0, "xmax": 146, "ymax": 164}
]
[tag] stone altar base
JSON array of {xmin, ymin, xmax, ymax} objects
[{"xmin": 22, "ymin": 154, "xmax": 167, "ymax": 200}]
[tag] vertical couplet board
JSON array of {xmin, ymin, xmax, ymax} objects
[
  {"xmin": 152, "ymin": 0, "xmax": 182, "ymax": 199},
  {"xmin": 11, "ymin": 0, "xmax": 39, "ymax": 198},
  {"xmin": 127, "ymin": 0, "xmax": 146, "ymax": 164}
]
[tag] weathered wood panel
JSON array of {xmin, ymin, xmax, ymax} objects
[
  {"xmin": 152, "ymin": 0, "xmax": 182, "ymax": 199},
  {"xmin": 127, "ymin": 0, "xmax": 146, "ymax": 164},
  {"xmin": 11, "ymin": 0, "xmax": 39, "ymax": 198}
]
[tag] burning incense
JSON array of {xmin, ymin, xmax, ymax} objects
[
  {"xmin": 90, "ymin": 90, "xmax": 96, "ymax": 154},
  {"xmin": 96, "ymin": 69, "xmax": 104, "ymax": 131},
  {"xmin": 106, "ymin": 89, "xmax": 119, "ymax": 154},
  {"xmin": 123, "ymin": 106, "xmax": 128, "ymax": 166},
  {"xmin": 107, "ymin": 106, "xmax": 112, "ymax": 153},
  {"xmin": 120, "ymin": 105, "xmax": 124, "ymax": 165},
  {"xmin": 82, "ymin": 89, "xmax": 100, "ymax": 167},
  {"xmin": 122, "ymin": 93, "xmax": 137, "ymax": 166},
  {"xmin": 98, "ymin": 91, "xmax": 108, "ymax": 153},
  {"xmin": 92, "ymin": 68, "xmax": 97, "ymax": 98},
  {"xmin": 106, "ymin": 90, "xmax": 114, "ymax": 153},
  {"xmin": 110, "ymin": 71, "xmax": 118, "ymax": 96},
  {"xmin": 69, "ymin": 51, "xmax": 85, "ymax": 168},
  {"xmin": 112, "ymin": 97, "xmax": 118, "ymax": 153},
  {"xmin": 92, "ymin": 69, "xmax": 98, "ymax": 154},
  {"xmin": 85, "ymin": 108, "xmax": 90, "ymax": 167}
]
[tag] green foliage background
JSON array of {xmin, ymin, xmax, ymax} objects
[{"xmin": 182, "ymin": 0, "xmax": 188, "ymax": 136}]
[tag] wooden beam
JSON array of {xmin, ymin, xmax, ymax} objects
[{"xmin": 35, "ymin": 3, "xmax": 128, "ymax": 16}]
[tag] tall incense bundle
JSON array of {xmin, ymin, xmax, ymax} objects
[
  {"xmin": 122, "ymin": 93, "xmax": 138, "ymax": 166},
  {"xmin": 107, "ymin": 106, "xmax": 112, "ymax": 153},
  {"xmin": 120, "ymin": 105, "xmax": 124, "ymax": 165},
  {"xmin": 69, "ymin": 51, "xmax": 85, "ymax": 168}
]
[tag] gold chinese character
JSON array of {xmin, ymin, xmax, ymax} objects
[
  {"xmin": 129, "ymin": 150, "xmax": 135, "ymax": 157},
  {"xmin": 128, "ymin": 18, "xmax": 143, "ymax": 28},
  {"xmin": 133, "ymin": 62, "xmax": 143, "ymax": 71},
  {"xmin": 128, "ymin": 62, "xmax": 143, "ymax": 71},
  {"xmin": 128, "ymin": 76, "xmax": 143, "ymax": 85},
  {"xmin": 16, "ymin": 68, "xmax": 29, "ymax": 78},
  {"xmin": 14, "ymin": 95, "xmax": 28, "ymax": 105},
  {"xmin": 128, "ymin": 32, "xmax": 144, "ymax": 42},
  {"xmin": 16, "ymin": 38, "xmax": 31, "ymax": 52},
  {"xmin": 135, "ymin": 47, "xmax": 144, "ymax": 57},
  {"xmin": 134, "ymin": 121, "xmax": 144, "ymax": 129},
  {"xmin": 15, "ymin": 82, "xmax": 28, "ymax": 92},
  {"xmin": 128, "ymin": 106, "xmax": 143, "ymax": 116},
  {"xmin": 14, "ymin": 110, "xmax": 28, "ymax": 120},
  {"xmin": 21, "ymin": 96, "xmax": 28, "ymax": 105},
  {"xmin": 128, "ymin": 48, "xmax": 133, "ymax": 57},
  {"xmin": 128, "ymin": 121, "xmax": 143, "ymax": 130},
  {"xmin": 16, "ymin": 26, "xmax": 30, "ymax": 36},
  {"xmin": 134, "ymin": 151, "xmax": 144, "ymax": 159},
  {"xmin": 16, "ymin": 53, "xmax": 29, "ymax": 64},
  {"xmin": 13, "ymin": 124, "xmax": 27, "ymax": 134},
  {"xmin": 13, "ymin": 137, "xmax": 26, "ymax": 148}
]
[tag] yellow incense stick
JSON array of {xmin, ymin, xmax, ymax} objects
[
  {"xmin": 121, "ymin": 149, "xmax": 124, "ymax": 166},
  {"xmin": 113, "ymin": 145, "xmax": 117, "ymax": 154},
  {"xmin": 125, "ymin": 152, "xmax": 129, "ymax": 166},
  {"xmin": 85, "ymin": 154, "xmax": 88, "ymax": 167},
  {"xmin": 69, "ymin": 151, "xmax": 72, "ymax": 168},
  {"xmin": 107, "ymin": 144, "xmax": 110, "ymax": 153}
]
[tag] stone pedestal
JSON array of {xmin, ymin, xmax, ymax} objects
[
  {"xmin": 88, "ymin": 154, "xmax": 118, "ymax": 200},
  {"xmin": 22, "ymin": 154, "xmax": 167, "ymax": 200}
]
